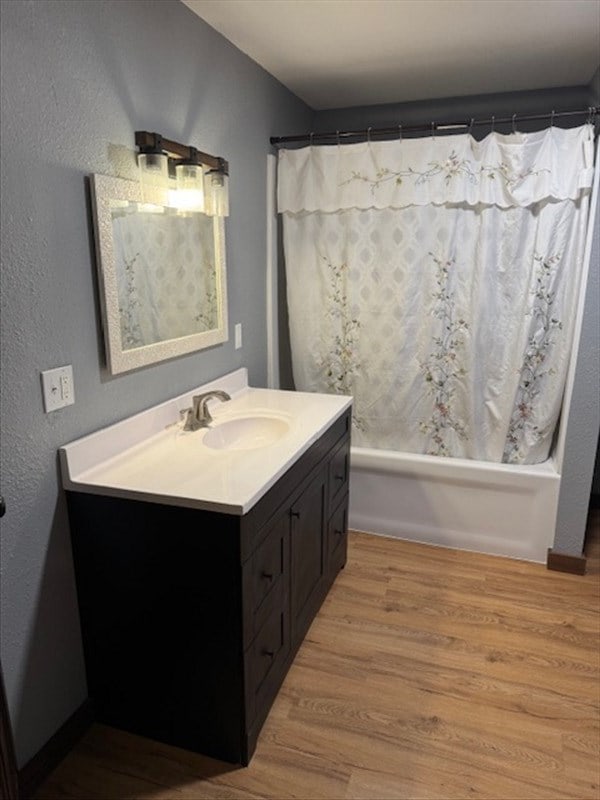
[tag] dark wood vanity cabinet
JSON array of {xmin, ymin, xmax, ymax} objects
[{"xmin": 67, "ymin": 408, "xmax": 351, "ymax": 765}]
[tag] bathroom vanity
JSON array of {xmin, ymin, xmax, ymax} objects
[{"xmin": 60, "ymin": 370, "xmax": 351, "ymax": 764}]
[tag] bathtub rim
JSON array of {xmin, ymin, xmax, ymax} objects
[{"xmin": 350, "ymin": 445, "xmax": 559, "ymax": 480}]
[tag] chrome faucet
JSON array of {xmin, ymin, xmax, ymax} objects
[{"xmin": 182, "ymin": 390, "xmax": 231, "ymax": 431}]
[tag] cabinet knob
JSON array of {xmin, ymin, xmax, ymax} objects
[
  {"xmin": 261, "ymin": 571, "xmax": 274, "ymax": 581},
  {"xmin": 262, "ymin": 648, "xmax": 275, "ymax": 659},
  {"xmin": 335, "ymin": 474, "xmax": 345, "ymax": 482},
  {"xmin": 290, "ymin": 510, "xmax": 300, "ymax": 519},
  {"xmin": 334, "ymin": 529, "xmax": 343, "ymax": 536}
]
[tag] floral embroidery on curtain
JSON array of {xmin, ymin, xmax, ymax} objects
[
  {"xmin": 319, "ymin": 255, "xmax": 365, "ymax": 430},
  {"xmin": 341, "ymin": 152, "xmax": 549, "ymax": 194},
  {"xmin": 278, "ymin": 125, "xmax": 594, "ymax": 464},
  {"xmin": 503, "ymin": 253, "xmax": 563, "ymax": 463},
  {"xmin": 419, "ymin": 254, "xmax": 469, "ymax": 456}
]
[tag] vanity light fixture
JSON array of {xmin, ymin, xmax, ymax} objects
[
  {"xmin": 204, "ymin": 169, "xmax": 229, "ymax": 217},
  {"xmin": 174, "ymin": 149, "xmax": 205, "ymax": 212},
  {"xmin": 137, "ymin": 134, "xmax": 170, "ymax": 205},
  {"xmin": 135, "ymin": 131, "xmax": 229, "ymax": 216}
]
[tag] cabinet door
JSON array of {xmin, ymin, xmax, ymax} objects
[{"xmin": 290, "ymin": 468, "xmax": 327, "ymax": 646}]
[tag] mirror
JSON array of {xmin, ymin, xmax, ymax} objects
[{"xmin": 91, "ymin": 173, "xmax": 228, "ymax": 374}]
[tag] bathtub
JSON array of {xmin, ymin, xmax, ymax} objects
[{"xmin": 349, "ymin": 447, "xmax": 561, "ymax": 563}]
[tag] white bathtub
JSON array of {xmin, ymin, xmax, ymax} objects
[{"xmin": 349, "ymin": 447, "xmax": 561, "ymax": 563}]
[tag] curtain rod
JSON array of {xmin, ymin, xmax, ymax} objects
[{"xmin": 270, "ymin": 106, "xmax": 598, "ymax": 146}]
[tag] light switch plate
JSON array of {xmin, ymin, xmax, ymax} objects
[{"xmin": 41, "ymin": 365, "xmax": 75, "ymax": 412}]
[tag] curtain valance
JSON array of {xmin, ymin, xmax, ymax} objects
[{"xmin": 277, "ymin": 124, "xmax": 595, "ymax": 213}]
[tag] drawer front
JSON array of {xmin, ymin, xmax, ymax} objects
[
  {"xmin": 242, "ymin": 513, "xmax": 288, "ymax": 648},
  {"xmin": 327, "ymin": 495, "xmax": 348, "ymax": 577},
  {"xmin": 245, "ymin": 599, "xmax": 290, "ymax": 725},
  {"xmin": 328, "ymin": 437, "xmax": 350, "ymax": 511}
]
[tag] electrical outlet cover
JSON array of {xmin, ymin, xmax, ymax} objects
[{"xmin": 42, "ymin": 365, "xmax": 75, "ymax": 412}]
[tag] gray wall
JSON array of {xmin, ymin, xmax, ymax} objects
[
  {"xmin": 554, "ymin": 194, "xmax": 599, "ymax": 553},
  {"xmin": 313, "ymin": 85, "xmax": 595, "ymax": 137},
  {"xmin": 0, "ymin": 0, "xmax": 311, "ymax": 767}
]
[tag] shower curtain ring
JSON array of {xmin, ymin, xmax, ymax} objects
[
  {"xmin": 336, "ymin": 130, "xmax": 340, "ymax": 146},
  {"xmin": 550, "ymin": 110, "xmax": 555, "ymax": 128},
  {"xmin": 310, "ymin": 132, "xmax": 314, "ymax": 146},
  {"xmin": 431, "ymin": 121, "xmax": 435, "ymax": 138},
  {"xmin": 491, "ymin": 115, "xmax": 495, "ymax": 133},
  {"xmin": 468, "ymin": 118, "xmax": 474, "ymax": 135},
  {"xmin": 512, "ymin": 114, "xmax": 517, "ymax": 134},
  {"xmin": 367, "ymin": 126, "xmax": 372, "ymax": 142},
  {"xmin": 587, "ymin": 106, "xmax": 594, "ymax": 125},
  {"xmin": 398, "ymin": 124, "xmax": 402, "ymax": 141}
]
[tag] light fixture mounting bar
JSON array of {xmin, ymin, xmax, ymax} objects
[{"xmin": 135, "ymin": 131, "xmax": 228, "ymax": 174}]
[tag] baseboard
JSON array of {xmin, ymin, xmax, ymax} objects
[
  {"xmin": 18, "ymin": 699, "xmax": 94, "ymax": 799},
  {"xmin": 546, "ymin": 548, "xmax": 587, "ymax": 575}
]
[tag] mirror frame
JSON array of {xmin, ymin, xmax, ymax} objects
[{"xmin": 91, "ymin": 173, "xmax": 228, "ymax": 374}]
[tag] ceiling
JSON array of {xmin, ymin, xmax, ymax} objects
[{"xmin": 182, "ymin": 0, "xmax": 600, "ymax": 110}]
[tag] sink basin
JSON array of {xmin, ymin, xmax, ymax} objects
[{"xmin": 202, "ymin": 415, "xmax": 290, "ymax": 451}]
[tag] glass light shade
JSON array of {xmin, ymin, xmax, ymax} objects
[
  {"xmin": 138, "ymin": 152, "xmax": 169, "ymax": 204},
  {"xmin": 205, "ymin": 170, "xmax": 229, "ymax": 217},
  {"xmin": 171, "ymin": 162, "xmax": 205, "ymax": 212}
]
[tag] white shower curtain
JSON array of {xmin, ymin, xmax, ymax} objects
[
  {"xmin": 278, "ymin": 124, "xmax": 595, "ymax": 463},
  {"xmin": 112, "ymin": 208, "xmax": 217, "ymax": 349}
]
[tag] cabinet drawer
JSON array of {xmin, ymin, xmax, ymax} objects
[
  {"xmin": 242, "ymin": 514, "xmax": 288, "ymax": 648},
  {"xmin": 328, "ymin": 437, "xmax": 350, "ymax": 511},
  {"xmin": 245, "ymin": 600, "xmax": 290, "ymax": 725},
  {"xmin": 327, "ymin": 495, "xmax": 348, "ymax": 576}
]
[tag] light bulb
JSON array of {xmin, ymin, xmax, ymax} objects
[
  {"xmin": 138, "ymin": 152, "xmax": 169, "ymax": 204},
  {"xmin": 171, "ymin": 162, "xmax": 205, "ymax": 212},
  {"xmin": 206, "ymin": 170, "xmax": 229, "ymax": 217}
]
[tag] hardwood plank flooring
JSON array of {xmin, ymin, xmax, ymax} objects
[{"xmin": 35, "ymin": 512, "xmax": 600, "ymax": 799}]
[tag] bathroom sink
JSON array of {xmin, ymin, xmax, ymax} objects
[{"xmin": 202, "ymin": 415, "xmax": 290, "ymax": 451}]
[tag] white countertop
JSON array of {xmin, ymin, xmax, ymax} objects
[{"xmin": 60, "ymin": 369, "xmax": 352, "ymax": 515}]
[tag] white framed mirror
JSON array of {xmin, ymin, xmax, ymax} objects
[{"xmin": 91, "ymin": 173, "xmax": 228, "ymax": 374}]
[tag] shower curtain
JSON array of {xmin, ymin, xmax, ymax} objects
[
  {"xmin": 278, "ymin": 124, "xmax": 595, "ymax": 464},
  {"xmin": 112, "ymin": 208, "xmax": 217, "ymax": 349}
]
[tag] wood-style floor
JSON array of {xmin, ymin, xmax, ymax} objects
[{"xmin": 36, "ymin": 512, "xmax": 600, "ymax": 800}]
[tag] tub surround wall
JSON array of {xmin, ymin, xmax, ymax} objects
[
  {"xmin": 303, "ymin": 80, "xmax": 599, "ymax": 561},
  {"xmin": 0, "ymin": 0, "xmax": 311, "ymax": 768}
]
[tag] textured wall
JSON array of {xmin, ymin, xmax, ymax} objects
[
  {"xmin": 0, "ymin": 0, "xmax": 311, "ymax": 767},
  {"xmin": 554, "ymin": 193, "xmax": 599, "ymax": 554}
]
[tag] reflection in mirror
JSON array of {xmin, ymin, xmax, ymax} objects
[
  {"xmin": 91, "ymin": 174, "xmax": 228, "ymax": 375},
  {"xmin": 111, "ymin": 202, "xmax": 217, "ymax": 350}
]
